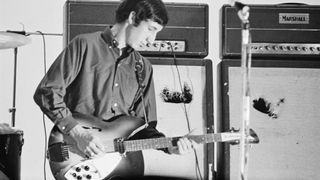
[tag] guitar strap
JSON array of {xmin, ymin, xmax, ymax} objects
[{"xmin": 128, "ymin": 55, "xmax": 148, "ymax": 126}]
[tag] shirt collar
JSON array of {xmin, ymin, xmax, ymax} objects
[
  {"xmin": 101, "ymin": 27, "xmax": 119, "ymax": 48},
  {"xmin": 101, "ymin": 27, "xmax": 135, "ymax": 62},
  {"xmin": 101, "ymin": 27, "xmax": 134, "ymax": 53}
]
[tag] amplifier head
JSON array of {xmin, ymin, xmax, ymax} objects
[
  {"xmin": 220, "ymin": 4, "xmax": 320, "ymax": 59},
  {"xmin": 64, "ymin": 1, "xmax": 208, "ymax": 58}
]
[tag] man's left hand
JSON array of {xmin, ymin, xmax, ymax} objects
[{"xmin": 169, "ymin": 137, "xmax": 198, "ymax": 155}]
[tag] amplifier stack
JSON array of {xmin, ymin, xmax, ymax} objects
[
  {"xmin": 64, "ymin": 1, "xmax": 213, "ymax": 180},
  {"xmin": 218, "ymin": 4, "xmax": 320, "ymax": 180}
]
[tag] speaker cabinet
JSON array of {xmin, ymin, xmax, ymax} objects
[
  {"xmin": 217, "ymin": 59, "xmax": 320, "ymax": 180},
  {"xmin": 140, "ymin": 58, "xmax": 213, "ymax": 179}
]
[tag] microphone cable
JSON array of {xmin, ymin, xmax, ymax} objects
[
  {"xmin": 36, "ymin": 31, "xmax": 48, "ymax": 180},
  {"xmin": 168, "ymin": 43, "xmax": 203, "ymax": 180}
]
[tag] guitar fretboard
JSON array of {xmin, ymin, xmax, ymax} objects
[{"xmin": 122, "ymin": 134, "xmax": 222, "ymax": 152}]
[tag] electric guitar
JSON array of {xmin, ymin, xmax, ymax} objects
[{"xmin": 48, "ymin": 113, "xmax": 259, "ymax": 180}]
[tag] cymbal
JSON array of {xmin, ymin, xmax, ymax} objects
[
  {"xmin": 0, "ymin": 123, "xmax": 21, "ymax": 134},
  {"xmin": 0, "ymin": 31, "xmax": 31, "ymax": 49}
]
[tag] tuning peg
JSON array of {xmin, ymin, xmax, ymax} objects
[{"xmin": 229, "ymin": 127, "xmax": 240, "ymax": 133}]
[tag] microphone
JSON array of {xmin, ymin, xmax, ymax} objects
[
  {"xmin": 228, "ymin": 0, "xmax": 250, "ymax": 22},
  {"xmin": 229, "ymin": 0, "xmax": 246, "ymax": 11}
]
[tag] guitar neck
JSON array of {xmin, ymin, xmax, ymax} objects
[{"xmin": 122, "ymin": 133, "xmax": 225, "ymax": 152}]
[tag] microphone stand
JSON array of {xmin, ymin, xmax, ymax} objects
[{"xmin": 237, "ymin": 5, "xmax": 252, "ymax": 180}]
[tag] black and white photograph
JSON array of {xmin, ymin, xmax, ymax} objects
[{"xmin": 1, "ymin": 0, "xmax": 320, "ymax": 180}]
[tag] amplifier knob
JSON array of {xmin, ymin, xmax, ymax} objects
[
  {"xmin": 310, "ymin": 47, "xmax": 316, "ymax": 51},
  {"xmin": 251, "ymin": 46, "xmax": 258, "ymax": 50},
  {"xmin": 265, "ymin": 46, "xmax": 272, "ymax": 51},
  {"xmin": 317, "ymin": 47, "xmax": 320, "ymax": 51},
  {"xmin": 272, "ymin": 46, "xmax": 279, "ymax": 51},
  {"xmin": 302, "ymin": 47, "xmax": 308, "ymax": 51},
  {"xmin": 294, "ymin": 46, "xmax": 301, "ymax": 51},
  {"xmin": 279, "ymin": 46, "xmax": 287, "ymax": 51}
]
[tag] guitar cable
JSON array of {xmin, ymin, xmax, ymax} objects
[
  {"xmin": 167, "ymin": 43, "xmax": 203, "ymax": 180},
  {"xmin": 37, "ymin": 31, "xmax": 48, "ymax": 180}
]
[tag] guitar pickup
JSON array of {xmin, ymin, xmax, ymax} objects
[{"xmin": 47, "ymin": 142, "xmax": 69, "ymax": 162}]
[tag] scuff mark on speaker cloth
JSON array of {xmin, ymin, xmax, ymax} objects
[{"xmin": 252, "ymin": 97, "xmax": 285, "ymax": 119}]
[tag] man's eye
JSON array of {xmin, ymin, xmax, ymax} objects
[{"xmin": 148, "ymin": 26, "xmax": 156, "ymax": 31}]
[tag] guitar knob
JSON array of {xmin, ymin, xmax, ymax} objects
[
  {"xmin": 86, "ymin": 174, "xmax": 92, "ymax": 179},
  {"xmin": 77, "ymin": 175, "xmax": 82, "ymax": 180},
  {"xmin": 84, "ymin": 165, "xmax": 90, "ymax": 171},
  {"xmin": 75, "ymin": 167, "xmax": 81, "ymax": 172},
  {"xmin": 72, "ymin": 173, "xmax": 77, "ymax": 177}
]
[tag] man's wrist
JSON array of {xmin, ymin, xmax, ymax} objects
[{"xmin": 55, "ymin": 115, "xmax": 79, "ymax": 135}]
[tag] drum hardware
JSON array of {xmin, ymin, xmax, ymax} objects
[
  {"xmin": 0, "ymin": 31, "xmax": 31, "ymax": 50},
  {"xmin": 0, "ymin": 30, "xmax": 29, "ymax": 180},
  {"xmin": 1, "ymin": 30, "xmax": 63, "ymax": 124},
  {"xmin": 0, "ymin": 31, "xmax": 31, "ymax": 127}
]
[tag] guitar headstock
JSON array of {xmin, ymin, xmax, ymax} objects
[{"xmin": 221, "ymin": 128, "xmax": 260, "ymax": 145}]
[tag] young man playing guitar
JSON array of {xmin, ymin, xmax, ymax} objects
[{"xmin": 34, "ymin": 0, "xmax": 196, "ymax": 179}]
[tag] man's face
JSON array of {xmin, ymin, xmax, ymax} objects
[{"xmin": 126, "ymin": 19, "xmax": 163, "ymax": 49}]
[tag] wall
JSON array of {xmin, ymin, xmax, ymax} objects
[{"xmin": 0, "ymin": 0, "xmax": 319, "ymax": 179}]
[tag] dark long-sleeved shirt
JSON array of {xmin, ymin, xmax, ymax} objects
[{"xmin": 33, "ymin": 28, "xmax": 161, "ymax": 137}]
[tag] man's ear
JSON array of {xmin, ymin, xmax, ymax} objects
[{"xmin": 128, "ymin": 11, "xmax": 136, "ymax": 25}]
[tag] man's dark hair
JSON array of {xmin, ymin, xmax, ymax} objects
[{"xmin": 116, "ymin": 0, "xmax": 169, "ymax": 26}]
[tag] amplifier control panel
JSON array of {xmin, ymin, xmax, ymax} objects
[
  {"xmin": 135, "ymin": 40, "xmax": 186, "ymax": 52},
  {"xmin": 250, "ymin": 43, "xmax": 320, "ymax": 55}
]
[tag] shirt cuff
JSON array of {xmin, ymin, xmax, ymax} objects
[{"xmin": 55, "ymin": 115, "xmax": 79, "ymax": 135}]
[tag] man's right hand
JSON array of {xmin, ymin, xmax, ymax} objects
[{"xmin": 68, "ymin": 125, "xmax": 105, "ymax": 158}]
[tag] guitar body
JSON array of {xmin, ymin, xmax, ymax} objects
[
  {"xmin": 47, "ymin": 113, "xmax": 259, "ymax": 180},
  {"xmin": 48, "ymin": 113, "xmax": 145, "ymax": 180}
]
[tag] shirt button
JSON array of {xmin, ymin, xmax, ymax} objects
[
  {"xmin": 114, "ymin": 83, "xmax": 119, "ymax": 87},
  {"xmin": 113, "ymin": 103, "xmax": 118, "ymax": 107}
]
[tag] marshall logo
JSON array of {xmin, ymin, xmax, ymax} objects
[{"xmin": 279, "ymin": 13, "xmax": 309, "ymax": 24}]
